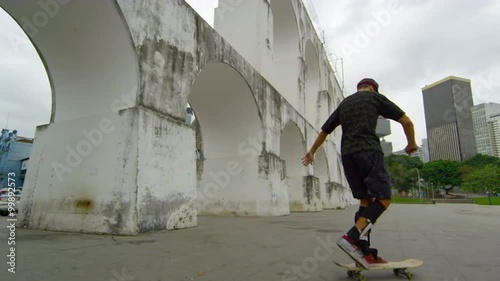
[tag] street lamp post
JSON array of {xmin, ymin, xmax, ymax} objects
[{"xmin": 415, "ymin": 168, "xmax": 422, "ymax": 203}]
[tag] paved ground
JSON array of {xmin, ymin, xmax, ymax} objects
[{"xmin": 1, "ymin": 204, "xmax": 499, "ymax": 281}]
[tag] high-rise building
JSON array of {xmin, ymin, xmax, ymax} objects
[
  {"xmin": 380, "ymin": 138, "xmax": 393, "ymax": 156},
  {"xmin": 471, "ymin": 103, "xmax": 500, "ymax": 156},
  {"xmin": 488, "ymin": 114, "xmax": 500, "ymax": 157},
  {"xmin": 422, "ymin": 138, "xmax": 430, "ymax": 163},
  {"xmin": 422, "ymin": 76, "xmax": 477, "ymax": 161}
]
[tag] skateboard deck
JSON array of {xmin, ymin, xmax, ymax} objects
[{"xmin": 334, "ymin": 258, "xmax": 422, "ymax": 280}]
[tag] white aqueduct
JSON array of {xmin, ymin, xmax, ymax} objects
[{"xmin": 1, "ymin": 0, "xmax": 390, "ymax": 235}]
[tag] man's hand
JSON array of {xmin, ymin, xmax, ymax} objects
[
  {"xmin": 405, "ymin": 143, "xmax": 418, "ymax": 155},
  {"xmin": 302, "ymin": 151, "xmax": 314, "ymax": 166},
  {"xmin": 398, "ymin": 115, "xmax": 417, "ymax": 155}
]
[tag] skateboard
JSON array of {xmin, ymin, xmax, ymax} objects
[{"xmin": 333, "ymin": 258, "xmax": 423, "ymax": 281}]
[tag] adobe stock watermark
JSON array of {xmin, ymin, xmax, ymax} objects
[
  {"xmin": 338, "ymin": 0, "xmax": 404, "ymax": 60},
  {"xmin": 281, "ymin": 233, "xmax": 339, "ymax": 281},
  {"xmin": 8, "ymin": 0, "xmax": 72, "ymax": 54},
  {"xmin": 197, "ymin": 130, "xmax": 266, "ymax": 203},
  {"xmin": 51, "ymin": 88, "xmax": 137, "ymax": 182},
  {"xmin": 110, "ymin": 268, "xmax": 135, "ymax": 281},
  {"xmin": 474, "ymin": 72, "xmax": 499, "ymax": 103}
]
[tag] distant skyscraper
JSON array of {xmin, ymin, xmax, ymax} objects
[
  {"xmin": 488, "ymin": 114, "xmax": 500, "ymax": 157},
  {"xmin": 422, "ymin": 138, "xmax": 430, "ymax": 163},
  {"xmin": 380, "ymin": 139, "xmax": 393, "ymax": 156},
  {"xmin": 472, "ymin": 103, "xmax": 500, "ymax": 156},
  {"xmin": 422, "ymin": 76, "xmax": 477, "ymax": 161}
]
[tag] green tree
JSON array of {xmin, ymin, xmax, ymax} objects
[
  {"xmin": 462, "ymin": 154, "xmax": 500, "ymax": 169},
  {"xmin": 421, "ymin": 160, "xmax": 462, "ymax": 194},
  {"xmin": 459, "ymin": 154, "xmax": 500, "ymax": 184},
  {"xmin": 462, "ymin": 164, "xmax": 500, "ymax": 194},
  {"xmin": 459, "ymin": 165, "xmax": 475, "ymax": 181},
  {"xmin": 388, "ymin": 162, "xmax": 409, "ymax": 192},
  {"xmin": 385, "ymin": 155, "xmax": 423, "ymax": 193},
  {"xmin": 385, "ymin": 154, "xmax": 423, "ymax": 170}
]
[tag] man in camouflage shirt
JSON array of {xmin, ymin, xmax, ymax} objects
[{"xmin": 302, "ymin": 78, "xmax": 417, "ymax": 268}]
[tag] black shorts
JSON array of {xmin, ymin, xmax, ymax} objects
[{"xmin": 341, "ymin": 150, "xmax": 392, "ymax": 200}]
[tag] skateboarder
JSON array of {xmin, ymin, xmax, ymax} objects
[{"xmin": 302, "ymin": 78, "xmax": 417, "ymax": 269}]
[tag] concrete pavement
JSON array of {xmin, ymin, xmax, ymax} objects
[{"xmin": 1, "ymin": 204, "xmax": 499, "ymax": 281}]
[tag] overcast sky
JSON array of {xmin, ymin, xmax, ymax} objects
[{"xmin": 1, "ymin": 0, "xmax": 499, "ymax": 152}]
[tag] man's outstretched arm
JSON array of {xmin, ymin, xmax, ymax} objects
[
  {"xmin": 302, "ymin": 131, "xmax": 328, "ymax": 166},
  {"xmin": 302, "ymin": 110, "xmax": 339, "ymax": 166},
  {"xmin": 309, "ymin": 131, "xmax": 328, "ymax": 155},
  {"xmin": 398, "ymin": 115, "xmax": 418, "ymax": 155}
]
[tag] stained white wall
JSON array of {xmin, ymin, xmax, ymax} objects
[
  {"xmin": 315, "ymin": 147, "xmax": 329, "ymax": 207},
  {"xmin": 1, "ymin": 0, "xmax": 141, "ymax": 234},
  {"xmin": 20, "ymin": 110, "xmax": 140, "ymax": 234},
  {"xmin": 214, "ymin": 0, "xmax": 273, "ymax": 81},
  {"xmin": 304, "ymin": 40, "xmax": 321, "ymax": 126},
  {"xmin": 270, "ymin": 0, "xmax": 301, "ymax": 112}
]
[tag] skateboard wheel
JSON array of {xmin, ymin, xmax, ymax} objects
[
  {"xmin": 407, "ymin": 272, "xmax": 414, "ymax": 280},
  {"xmin": 393, "ymin": 269, "xmax": 399, "ymax": 275},
  {"xmin": 357, "ymin": 274, "xmax": 367, "ymax": 281},
  {"xmin": 347, "ymin": 270, "xmax": 355, "ymax": 278}
]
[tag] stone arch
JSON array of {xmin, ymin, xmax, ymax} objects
[
  {"xmin": 304, "ymin": 40, "xmax": 320, "ymax": 127},
  {"xmin": 324, "ymin": 80, "xmax": 335, "ymax": 136},
  {"xmin": 188, "ymin": 62, "xmax": 263, "ymax": 216},
  {"xmin": 315, "ymin": 146, "xmax": 329, "ymax": 207},
  {"xmin": 337, "ymin": 158, "xmax": 344, "ymax": 185},
  {"xmin": 279, "ymin": 121, "xmax": 308, "ymax": 211},
  {"xmin": 316, "ymin": 91, "xmax": 330, "ymax": 129},
  {"xmin": 0, "ymin": 1, "xmax": 145, "ymax": 235},
  {"xmin": 0, "ymin": 1, "xmax": 139, "ymax": 123},
  {"xmin": 270, "ymin": 0, "xmax": 301, "ymax": 110}
]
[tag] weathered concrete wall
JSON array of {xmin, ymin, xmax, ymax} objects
[
  {"xmin": 4, "ymin": 0, "xmax": 356, "ymax": 235},
  {"xmin": 19, "ymin": 110, "xmax": 140, "ymax": 235},
  {"xmin": 136, "ymin": 107, "xmax": 197, "ymax": 232},
  {"xmin": 214, "ymin": 0, "xmax": 353, "ymax": 210}
]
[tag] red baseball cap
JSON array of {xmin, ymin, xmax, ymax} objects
[{"xmin": 357, "ymin": 78, "xmax": 379, "ymax": 92}]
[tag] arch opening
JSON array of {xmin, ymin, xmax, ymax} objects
[
  {"xmin": 0, "ymin": 2, "xmax": 143, "ymax": 234},
  {"xmin": 270, "ymin": 0, "xmax": 301, "ymax": 110},
  {"xmin": 188, "ymin": 62, "xmax": 263, "ymax": 216},
  {"xmin": 0, "ymin": 1, "xmax": 139, "ymax": 123},
  {"xmin": 315, "ymin": 147, "xmax": 329, "ymax": 207},
  {"xmin": 0, "ymin": 8, "xmax": 51, "ymax": 139},
  {"xmin": 305, "ymin": 41, "xmax": 320, "ymax": 127},
  {"xmin": 279, "ymin": 121, "xmax": 307, "ymax": 211}
]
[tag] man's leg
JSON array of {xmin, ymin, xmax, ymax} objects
[
  {"xmin": 337, "ymin": 155, "xmax": 371, "ymax": 268},
  {"xmin": 338, "ymin": 151, "xmax": 392, "ymax": 267},
  {"xmin": 353, "ymin": 151, "xmax": 392, "ymax": 262},
  {"xmin": 355, "ymin": 198, "xmax": 372, "ymax": 256}
]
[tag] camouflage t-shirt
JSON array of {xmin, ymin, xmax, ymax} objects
[{"xmin": 321, "ymin": 91, "xmax": 405, "ymax": 156}]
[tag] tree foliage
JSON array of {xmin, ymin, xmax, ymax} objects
[
  {"xmin": 384, "ymin": 155, "xmax": 423, "ymax": 192},
  {"xmin": 462, "ymin": 164, "xmax": 500, "ymax": 194},
  {"xmin": 462, "ymin": 154, "xmax": 500, "ymax": 169},
  {"xmin": 421, "ymin": 160, "xmax": 462, "ymax": 192}
]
